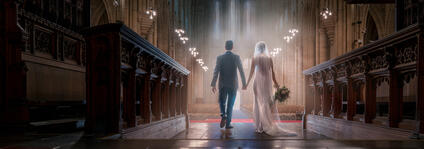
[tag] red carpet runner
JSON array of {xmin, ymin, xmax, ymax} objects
[{"xmin": 190, "ymin": 119, "xmax": 301, "ymax": 123}]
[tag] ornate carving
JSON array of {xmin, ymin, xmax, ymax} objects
[
  {"xmin": 369, "ymin": 50, "xmax": 389, "ymax": 70},
  {"xmin": 402, "ymin": 72, "xmax": 416, "ymax": 84},
  {"xmin": 63, "ymin": 37, "xmax": 77, "ymax": 60},
  {"xmin": 34, "ymin": 27, "xmax": 52, "ymax": 54},
  {"xmin": 121, "ymin": 44, "xmax": 131, "ymax": 64},
  {"xmin": 336, "ymin": 64, "xmax": 345, "ymax": 78},
  {"xmin": 150, "ymin": 59, "xmax": 161, "ymax": 75},
  {"xmin": 396, "ymin": 41, "xmax": 417, "ymax": 65},
  {"xmin": 137, "ymin": 53, "xmax": 148, "ymax": 70},
  {"xmin": 350, "ymin": 58, "xmax": 366, "ymax": 75},
  {"xmin": 375, "ymin": 77, "xmax": 389, "ymax": 86},
  {"xmin": 307, "ymin": 75, "xmax": 315, "ymax": 85}
]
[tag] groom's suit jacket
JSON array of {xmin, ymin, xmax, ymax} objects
[{"xmin": 211, "ymin": 51, "xmax": 247, "ymax": 90}]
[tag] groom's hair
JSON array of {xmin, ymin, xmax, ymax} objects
[{"xmin": 225, "ymin": 40, "xmax": 233, "ymax": 50}]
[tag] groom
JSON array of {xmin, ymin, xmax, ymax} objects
[{"xmin": 211, "ymin": 40, "xmax": 247, "ymax": 129}]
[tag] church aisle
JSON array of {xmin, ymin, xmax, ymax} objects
[{"xmin": 174, "ymin": 110, "xmax": 326, "ymax": 140}]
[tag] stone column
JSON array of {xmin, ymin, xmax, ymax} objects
[
  {"xmin": 149, "ymin": 61, "xmax": 162, "ymax": 121},
  {"xmin": 161, "ymin": 68, "xmax": 169, "ymax": 119},
  {"xmin": 417, "ymin": 32, "xmax": 424, "ymax": 134},
  {"xmin": 364, "ymin": 74, "xmax": 376, "ymax": 123},
  {"xmin": 123, "ymin": 68, "xmax": 136, "ymax": 127},
  {"xmin": 0, "ymin": 0, "xmax": 29, "ymax": 131},
  {"xmin": 169, "ymin": 71, "xmax": 176, "ymax": 116},
  {"xmin": 313, "ymin": 76, "xmax": 321, "ymax": 115},
  {"xmin": 347, "ymin": 76, "xmax": 355, "ymax": 121},
  {"xmin": 152, "ymin": 74, "xmax": 162, "ymax": 121},
  {"xmin": 388, "ymin": 68, "xmax": 402, "ymax": 128},
  {"xmin": 322, "ymin": 72, "xmax": 330, "ymax": 117},
  {"xmin": 142, "ymin": 58, "xmax": 152, "ymax": 124}
]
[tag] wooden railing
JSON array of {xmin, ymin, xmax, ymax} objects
[
  {"xmin": 303, "ymin": 24, "xmax": 424, "ymax": 134},
  {"xmin": 83, "ymin": 23, "xmax": 190, "ymax": 134}
]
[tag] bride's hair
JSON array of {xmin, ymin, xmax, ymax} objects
[{"xmin": 254, "ymin": 41, "xmax": 269, "ymax": 57}]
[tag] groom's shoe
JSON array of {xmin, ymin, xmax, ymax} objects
[
  {"xmin": 225, "ymin": 125, "xmax": 234, "ymax": 129},
  {"xmin": 220, "ymin": 117, "xmax": 226, "ymax": 128}
]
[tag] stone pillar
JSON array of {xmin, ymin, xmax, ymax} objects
[
  {"xmin": 313, "ymin": 79, "xmax": 320, "ymax": 115},
  {"xmin": 330, "ymin": 76, "xmax": 342, "ymax": 118},
  {"xmin": 0, "ymin": 0, "xmax": 29, "ymax": 131},
  {"xmin": 123, "ymin": 68, "xmax": 136, "ymax": 127},
  {"xmin": 313, "ymin": 77, "xmax": 321, "ymax": 115},
  {"xmin": 169, "ymin": 71, "xmax": 176, "ymax": 116},
  {"xmin": 322, "ymin": 73, "xmax": 330, "ymax": 117},
  {"xmin": 388, "ymin": 68, "xmax": 402, "ymax": 128},
  {"xmin": 347, "ymin": 77, "xmax": 355, "ymax": 121},
  {"xmin": 364, "ymin": 75, "xmax": 376, "ymax": 123},
  {"xmin": 417, "ymin": 32, "xmax": 424, "ymax": 134},
  {"xmin": 149, "ymin": 61, "xmax": 162, "ymax": 121},
  {"xmin": 161, "ymin": 68, "xmax": 170, "ymax": 119},
  {"xmin": 142, "ymin": 61, "xmax": 152, "ymax": 124},
  {"xmin": 304, "ymin": 75, "xmax": 315, "ymax": 115},
  {"xmin": 152, "ymin": 73, "xmax": 162, "ymax": 121}
]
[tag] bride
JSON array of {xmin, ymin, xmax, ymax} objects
[{"xmin": 242, "ymin": 41, "xmax": 296, "ymax": 136}]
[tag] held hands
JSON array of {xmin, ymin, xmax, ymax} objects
[{"xmin": 212, "ymin": 86, "xmax": 217, "ymax": 94}]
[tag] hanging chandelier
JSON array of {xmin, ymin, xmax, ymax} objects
[
  {"xmin": 146, "ymin": 7, "xmax": 157, "ymax": 20},
  {"xmin": 189, "ymin": 48, "xmax": 208, "ymax": 72},
  {"xmin": 180, "ymin": 37, "xmax": 189, "ymax": 44},
  {"xmin": 175, "ymin": 29, "xmax": 185, "ymax": 37},
  {"xmin": 320, "ymin": 8, "xmax": 332, "ymax": 19},
  {"xmin": 289, "ymin": 29, "xmax": 299, "ymax": 36},
  {"xmin": 271, "ymin": 48, "xmax": 282, "ymax": 57}
]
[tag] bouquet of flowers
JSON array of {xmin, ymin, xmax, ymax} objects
[{"xmin": 274, "ymin": 86, "xmax": 290, "ymax": 103}]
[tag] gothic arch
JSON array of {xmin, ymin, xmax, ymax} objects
[
  {"xmin": 367, "ymin": 5, "xmax": 388, "ymax": 38},
  {"xmin": 364, "ymin": 12, "xmax": 379, "ymax": 44}
]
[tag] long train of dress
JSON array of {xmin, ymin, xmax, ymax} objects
[{"xmin": 252, "ymin": 55, "xmax": 296, "ymax": 137}]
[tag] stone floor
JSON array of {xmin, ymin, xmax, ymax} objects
[{"xmin": 1, "ymin": 110, "xmax": 424, "ymax": 148}]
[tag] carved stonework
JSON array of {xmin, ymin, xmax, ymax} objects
[
  {"xmin": 402, "ymin": 71, "xmax": 416, "ymax": 85},
  {"xmin": 350, "ymin": 58, "xmax": 366, "ymax": 75},
  {"xmin": 396, "ymin": 41, "xmax": 417, "ymax": 65},
  {"xmin": 34, "ymin": 27, "xmax": 53, "ymax": 54},
  {"xmin": 160, "ymin": 66, "xmax": 168, "ymax": 83},
  {"xmin": 121, "ymin": 43, "xmax": 131, "ymax": 64},
  {"xmin": 370, "ymin": 50, "xmax": 389, "ymax": 70},
  {"xmin": 63, "ymin": 37, "xmax": 77, "ymax": 60},
  {"xmin": 308, "ymin": 75, "xmax": 315, "ymax": 85},
  {"xmin": 150, "ymin": 59, "xmax": 161, "ymax": 76},
  {"xmin": 375, "ymin": 77, "xmax": 389, "ymax": 86}
]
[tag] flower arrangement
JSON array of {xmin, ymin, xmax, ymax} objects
[{"xmin": 274, "ymin": 86, "xmax": 290, "ymax": 103}]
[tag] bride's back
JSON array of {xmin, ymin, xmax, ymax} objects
[{"xmin": 254, "ymin": 55, "xmax": 272, "ymax": 77}]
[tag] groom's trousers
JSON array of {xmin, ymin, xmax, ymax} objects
[{"xmin": 218, "ymin": 87, "xmax": 237, "ymax": 126}]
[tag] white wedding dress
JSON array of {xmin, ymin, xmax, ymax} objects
[{"xmin": 251, "ymin": 42, "xmax": 296, "ymax": 137}]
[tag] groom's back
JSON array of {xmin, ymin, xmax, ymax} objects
[{"xmin": 217, "ymin": 52, "xmax": 239, "ymax": 89}]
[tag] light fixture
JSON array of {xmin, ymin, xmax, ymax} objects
[
  {"xmin": 271, "ymin": 48, "xmax": 282, "ymax": 57},
  {"xmin": 188, "ymin": 47, "xmax": 208, "ymax": 71},
  {"xmin": 320, "ymin": 8, "xmax": 332, "ymax": 19},
  {"xmin": 289, "ymin": 29, "xmax": 299, "ymax": 36},
  {"xmin": 180, "ymin": 37, "xmax": 189, "ymax": 44},
  {"xmin": 202, "ymin": 66, "xmax": 208, "ymax": 72},
  {"xmin": 283, "ymin": 35, "xmax": 293, "ymax": 43},
  {"xmin": 175, "ymin": 29, "xmax": 185, "ymax": 37},
  {"xmin": 146, "ymin": 7, "xmax": 157, "ymax": 20}
]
